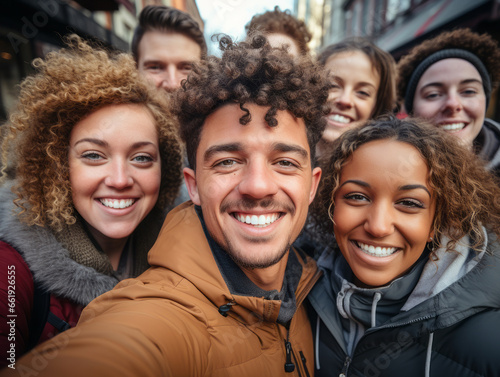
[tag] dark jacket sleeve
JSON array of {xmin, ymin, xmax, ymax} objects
[{"xmin": 0, "ymin": 241, "xmax": 34, "ymax": 368}]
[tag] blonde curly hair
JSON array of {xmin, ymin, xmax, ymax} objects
[{"xmin": 1, "ymin": 35, "xmax": 183, "ymax": 231}]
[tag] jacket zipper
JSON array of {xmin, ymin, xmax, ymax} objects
[
  {"xmin": 284, "ymin": 328, "xmax": 297, "ymax": 374},
  {"xmin": 283, "ymin": 260, "xmax": 320, "ymax": 376},
  {"xmin": 336, "ymin": 315, "xmax": 434, "ymax": 376},
  {"xmin": 298, "ymin": 351, "xmax": 311, "ymax": 377},
  {"xmin": 339, "ymin": 356, "xmax": 351, "ymax": 377}
]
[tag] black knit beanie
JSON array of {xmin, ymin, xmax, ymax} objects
[{"xmin": 404, "ymin": 48, "xmax": 492, "ymax": 114}]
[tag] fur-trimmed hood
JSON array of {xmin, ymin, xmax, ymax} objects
[{"xmin": 0, "ymin": 182, "xmax": 118, "ymax": 306}]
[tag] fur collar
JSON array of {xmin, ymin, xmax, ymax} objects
[{"xmin": 0, "ymin": 182, "xmax": 118, "ymax": 306}]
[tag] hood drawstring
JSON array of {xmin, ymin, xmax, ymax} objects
[
  {"xmin": 370, "ymin": 292, "xmax": 382, "ymax": 328},
  {"xmin": 315, "ymin": 315, "xmax": 321, "ymax": 370},
  {"xmin": 284, "ymin": 328, "xmax": 295, "ymax": 373},
  {"xmin": 425, "ymin": 332, "xmax": 434, "ymax": 377},
  {"xmin": 218, "ymin": 301, "xmax": 235, "ymax": 317}
]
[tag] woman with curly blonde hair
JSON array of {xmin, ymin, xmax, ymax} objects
[
  {"xmin": 308, "ymin": 117, "xmax": 500, "ymax": 376},
  {"xmin": 0, "ymin": 35, "xmax": 182, "ymax": 362},
  {"xmin": 397, "ymin": 28, "xmax": 500, "ymax": 177}
]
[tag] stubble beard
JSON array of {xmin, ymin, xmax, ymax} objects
[{"xmin": 222, "ymin": 233, "xmax": 292, "ymax": 269}]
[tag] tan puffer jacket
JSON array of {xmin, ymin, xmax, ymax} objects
[{"xmin": 5, "ymin": 202, "xmax": 320, "ymax": 377}]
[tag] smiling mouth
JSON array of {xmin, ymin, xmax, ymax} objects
[
  {"xmin": 439, "ymin": 123, "xmax": 466, "ymax": 132},
  {"xmin": 233, "ymin": 213, "xmax": 282, "ymax": 228},
  {"xmin": 355, "ymin": 241, "xmax": 399, "ymax": 257},
  {"xmin": 99, "ymin": 198, "xmax": 136, "ymax": 209},
  {"xmin": 327, "ymin": 114, "xmax": 352, "ymax": 124}
]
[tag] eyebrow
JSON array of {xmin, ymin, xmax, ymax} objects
[
  {"xmin": 203, "ymin": 143, "xmax": 242, "ymax": 162},
  {"xmin": 73, "ymin": 138, "xmax": 108, "ymax": 147},
  {"xmin": 399, "ymin": 184, "xmax": 431, "ymax": 197},
  {"xmin": 339, "ymin": 180, "xmax": 431, "ymax": 197},
  {"xmin": 203, "ymin": 142, "xmax": 309, "ymax": 162},
  {"xmin": 330, "ymin": 75, "xmax": 376, "ymax": 89},
  {"xmin": 272, "ymin": 142, "xmax": 309, "ymax": 159},
  {"xmin": 73, "ymin": 138, "xmax": 156, "ymax": 149}
]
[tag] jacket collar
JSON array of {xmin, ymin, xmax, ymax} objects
[
  {"xmin": 481, "ymin": 118, "xmax": 500, "ymax": 173},
  {"xmin": 148, "ymin": 202, "xmax": 320, "ymax": 325},
  {"xmin": 311, "ymin": 227, "xmax": 500, "ymax": 334},
  {"xmin": 0, "ymin": 182, "xmax": 119, "ymax": 306}
]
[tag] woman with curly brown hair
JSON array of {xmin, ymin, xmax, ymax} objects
[
  {"xmin": 397, "ymin": 28, "xmax": 500, "ymax": 177},
  {"xmin": 316, "ymin": 37, "xmax": 397, "ymax": 156},
  {"xmin": 0, "ymin": 36, "xmax": 182, "ymax": 363},
  {"xmin": 245, "ymin": 6, "xmax": 312, "ymax": 57},
  {"xmin": 307, "ymin": 116, "xmax": 500, "ymax": 376}
]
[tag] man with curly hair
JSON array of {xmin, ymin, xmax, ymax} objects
[
  {"xmin": 4, "ymin": 36, "xmax": 331, "ymax": 377},
  {"xmin": 131, "ymin": 5, "xmax": 207, "ymax": 92},
  {"xmin": 245, "ymin": 6, "xmax": 312, "ymax": 57},
  {"xmin": 397, "ymin": 28, "xmax": 500, "ymax": 177}
]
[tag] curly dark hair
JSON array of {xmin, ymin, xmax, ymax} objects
[
  {"xmin": 309, "ymin": 116, "xmax": 500, "ymax": 254},
  {"xmin": 131, "ymin": 5, "xmax": 207, "ymax": 62},
  {"xmin": 397, "ymin": 28, "xmax": 500, "ymax": 107},
  {"xmin": 0, "ymin": 35, "xmax": 183, "ymax": 231},
  {"xmin": 173, "ymin": 35, "xmax": 331, "ymax": 170},
  {"xmin": 318, "ymin": 37, "xmax": 397, "ymax": 118},
  {"xmin": 245, "ymin": 6, "xmax": 312, "ymax": 55}
]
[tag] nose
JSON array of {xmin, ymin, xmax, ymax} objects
[
  {"xmin": 363, "ymin": 202, "xmax": 395, "ymax": 238},
  {"xmin": 160, "ymin": 66, "xmax": 180, "ymax": 91},
  {"xmin": 443, "ymin": 91, "xmax": 463, "ymax": 113},
  {"xmin": 104, "ymin": 160, "xmax": 134, "ymax": 189},
  {"xmin": 334, "ymin": 89, "xmax": 353, "ymax": 109},
  {"xmin": 238, "ymin": 160, "xmax": 279, "ymax": 199}
]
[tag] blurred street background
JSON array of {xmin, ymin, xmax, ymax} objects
[{"xmin": 1, "ymin": 0, "xmax": 499, "ymax": 123}]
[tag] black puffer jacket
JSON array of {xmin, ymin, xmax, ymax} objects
[{"xmin": 308, "ymin": 229, "xmax": 500, "ymax": 377}]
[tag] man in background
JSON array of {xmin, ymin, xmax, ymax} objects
[
  {"xmin": 131, "ymin": 5, "xmax": 207, "ymax": 92},
  {"xmin": 245, "ymin": 6, "xmax": 312, "ymax": 57}
]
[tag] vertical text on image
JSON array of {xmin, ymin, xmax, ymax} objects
[{"xmin": 6, "ymin": 265, "xmax": 17, "ymax": 369}]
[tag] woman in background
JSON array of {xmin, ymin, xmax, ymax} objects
[
  {"xmin": 294, "ymin": 38, "xmax": 397, "ymax": 256},
  {"xmin": 397, "ymin": 28, "xmax": 500, "ymax": 177},
  {"xmin": 309, "ymin": 117, "xmax": 500, "ymax": 376},
  {"xmin": 316, "ymin": 37, "xmax": 396, "ymax": 156},
  {"xmin": 0, "ymin": 36, "xmax": 182, "ymax": 364}
]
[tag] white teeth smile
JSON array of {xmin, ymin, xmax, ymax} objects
[
  {"xmin": 100, "ymin": 199, "xmax": 135, "ymax": 209},
  {"xmin": 440, "ymin": 123, "xmax": 465, "ymax": 132},
  {"xmin": 356, "ymin": 241, "xmax": 398, "ymax": 257},
  {"xmin": 235, "ymin": 213, "xmax": 280, "ymax": 227},
  {"xmin": 328, "ymin": 114, "xmax": 351, "ymax": 124}
]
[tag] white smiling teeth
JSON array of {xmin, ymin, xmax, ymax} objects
[
  {"xmin": 100, "ymin": 199, "xmax": 135, "ymax": 209},
  {"xmin": 440, "ymin": 123, "xmax": 465, "ymax": 132},
  {"xmin": 328, "ymin": 114, "xmax": 351, "ymax": 124},
  {"xmin": 357, "ymin": 242, "xmax": 397, "ymax": 257},
  {"xmin": 235, "ymin": 213, "xmax": 279, "ymax": 227}
]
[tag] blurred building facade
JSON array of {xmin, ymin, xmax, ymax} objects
[{"xmin": 0, "ymin": 0, "xmax": 203, "ymax": 122}]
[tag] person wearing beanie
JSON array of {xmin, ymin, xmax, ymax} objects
[{"xmin": 397, "ymin": 28, "xmax": 500, "ymax": 178}]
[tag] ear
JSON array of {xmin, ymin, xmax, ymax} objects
[
  {"xmin": 183, "ymin": 167, "xmax": 200, "ymax": 205},
  {"xmin": 309, "ymin": 167, "xmax": 322, "ymax": 204}
]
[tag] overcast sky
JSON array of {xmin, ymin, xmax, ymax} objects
[{"xmin": 196, "ymin": 0, "xmax": 295, "ymax": 55}]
